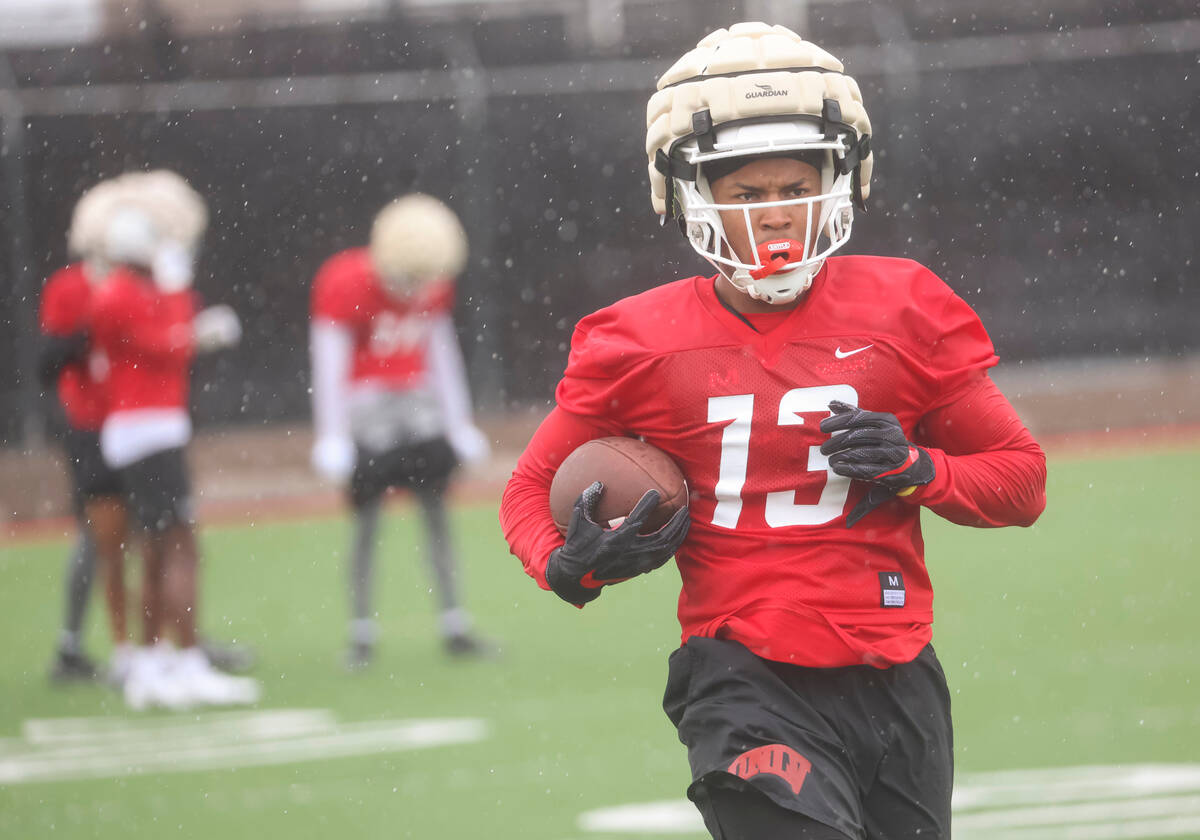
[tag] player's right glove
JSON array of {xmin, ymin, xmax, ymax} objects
[
  {"xmin": 819, "ymin": 400, "xmax": 935, "ymax": 527},
  {"xmin": 311, "ymin": 435, "xmax": 356, "ymax": 482},
  {"xmin": 546, "ymin": 481, "xmax": 690, "ymax": 606},
  {"xmin": 447, "ymin": 423, "xmax": 492, "ymax": 466}
]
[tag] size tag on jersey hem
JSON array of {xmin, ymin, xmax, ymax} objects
[{"xmin": 878, "ymin": 571, "xmax": 905, "ymax": 608}]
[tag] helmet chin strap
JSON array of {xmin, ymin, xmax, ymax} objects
[{"xmin": 728, "ymin": 238, "xmax": 820, "ymax": 304}]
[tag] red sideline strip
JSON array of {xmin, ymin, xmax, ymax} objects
[
  {"xmin": 5, "ymin": 425, "xmax": 1200, "ymax": 547},
  {"xmin": 1037, "ymin": 422, "xmax": 1200, "ymax": 458},
  {"xmin": 1, "ymin": 476, "xmax": 505, "ymax": 546}
]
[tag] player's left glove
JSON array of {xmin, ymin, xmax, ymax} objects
[
  {"xmin": 819, "ymin": 400, "xmax": 935, "ymax": 528},
  {"xmin": 546, "ymin": 481, "xmax": 690, "ymax": 607},
  {"xmin": 193, "ymin": 304, "xmax": 242, "ymax": 352},
  {"xmin": 38, "ymin": 331, "xmax": 89, "ymax": 385},
  {"xmin": 311, "ymin": 435, "xmax": 356, "ymax": 482},
  {"xmin": 447, "ymin": 424, "xmax": 492, "ymax": 466}
]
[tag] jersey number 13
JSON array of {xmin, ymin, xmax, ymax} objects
[{"xmin": 707, "ymin": 385, "xmax": 857, "ymax": 529}]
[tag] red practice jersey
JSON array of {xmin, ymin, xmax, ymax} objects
[
  {"xmin": 500, "ymin": 255, "xmax": 1046, "ymax": 668},
  {"xmin": 39, "ymin": 264, "xmax": 105, "ymax": 430},
  {"xmin": 310, "ymin": 248, "xmax": 454, "ymax": 388},
  {"xmin": 89, "ymin": 268, "xmax": 196, "ymax": 414}
]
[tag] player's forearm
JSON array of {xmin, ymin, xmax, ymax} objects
[
  {"xmin": 907, "ymin": 374, "xmax": 1047, "ymax": 527},
  {"xmin": 426, "ymin": 316, "xmax": 475, "ymax": 427},
  {"xmin": 910, "ymin": 444, "xmax": 1046, "ymax": 527},
  {"xmin": 499, "ymin": 473, "xmax": 562, "ymax": 590},
  {"xmin": 309, "ymin": 321, "xmax": 354, "ymax": 440},
  {"xmin": 500, "ymin": 406, "xmax": 618, "ymax": 588}
]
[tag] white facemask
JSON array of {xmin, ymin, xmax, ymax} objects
[
  {"xmin": 152, "ymin": 241, "xmax": 196, "ymax": 293},
  {"xmin": 674, "ymin": 121, "xmax": 858, "ymax": 304}
]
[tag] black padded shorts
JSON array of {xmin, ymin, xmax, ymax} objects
[
  {"xmin": 349, "ymin": 436, "xmax": 458, "ymax": 508},
  {"xmin": 663, "ymin": 636, "xmax": 953, "ymax": 840},
  {"xmin": 62, "ymin": 427, "xmax": 124, "ymax": 514},
  {"xmin": 120, "ymin": 447, "xmax": 194, "ymax": 532}
]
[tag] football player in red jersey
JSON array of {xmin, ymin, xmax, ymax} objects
[
  {"xmin": 500, "ymin": 23, "xmax": 1046, "ymax": 839},
  {"xmin": 39, "ymin": 178, "xmax": 131, "ymax": 682},
  {"xmin": 309, "ymin": 193, "xmax": 493, "ymax": 668},
  {"xmin": 89, "ymin": 175, "xmax": 260, "ymax": 710}
]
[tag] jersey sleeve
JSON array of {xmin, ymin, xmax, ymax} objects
[
  {"xmin": 907, "ymin": 375, "xmax": 1047, "ymax": 527},
  {"xmin": 498, "ymin": 406, "xmax": 622, "ymax": 591},
  {"xmin": 309, "ymin": 319, "xmax": 354, "ymax": 443},
  {"xmin": 507, "ymin": 306, "xmax": 641, "ymax": 590},
  {"xmin": 554, "ymin": 308, "xmax": 647, "ymax": 420},
  {"xmin": 923, "ymin": 283, "xmax": 999, "ymax": 410},
  {"xmin": 39, "ymin": 269, "xmax": 88, "ymax": 336},
  {"xmin": 311, "ymin": 254, "xmax": 371, "ymax": 326}
]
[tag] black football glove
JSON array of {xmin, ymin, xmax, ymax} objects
[
  {"xmin": 819, "ymin": 400, "xmax": 935, "ymax": 528},
  {"xmin": 546, "ymin": 481, "xmax": 690, "ymax": 606},
  {"xmin": 38, "ymin": 331, "xmax": 89, "ymax": 386}
]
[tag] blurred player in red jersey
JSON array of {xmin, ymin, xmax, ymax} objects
[
  {"xmin": 39, "ymin": 178, "xmax": 131, "ymax": 682},
  {"xmin": 89, "ymin": 173, "xmax": 261, "ymax": 710},
  {"xmin": 310, "ymin": 193, "xmax": 492, "ymax": 668},
  {"xmin": 500, "ymin": 23, "xmax": 1047, "ymax": 839}
]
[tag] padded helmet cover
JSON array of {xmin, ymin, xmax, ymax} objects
[{"xmin": 646, "ymin": 22, "xmax": 873, "ymax": 217}]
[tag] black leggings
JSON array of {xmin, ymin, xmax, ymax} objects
[{"xmin": 702, "ymin": 784, "xmax": 852, "ymax": 840}]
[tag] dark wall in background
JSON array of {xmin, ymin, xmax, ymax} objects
[{"xmin": 2, "ymin": 4, "xmax": 1197, "ymax": 445}]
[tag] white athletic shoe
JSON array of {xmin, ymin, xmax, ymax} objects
[
  {"xmin": 107, "ymin": 643, "xmax": 137, "ymax": 687},
  {"xmin": 174, "ymin": 647, "xmax": 261, "ymax": 707},
  {"xmin": 123, "ymin": 645, "xmax": 193, "ymax": 711}
]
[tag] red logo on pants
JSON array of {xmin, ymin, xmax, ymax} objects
[{"xmin": 727, "ymin": 744, "xmax": 812, "ymax": 795}]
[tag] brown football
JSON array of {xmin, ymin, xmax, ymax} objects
[{"xmin": 549, "ymin": 436, "xmax": 689, "ymax": 535}]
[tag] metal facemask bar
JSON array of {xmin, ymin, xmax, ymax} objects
[
  {"xmin": 690, "ymin": 177, "xmax": 852, "ymax": 272},
  {"xmin": 680, "ymin": 173, "xmax": 854, "ymax": 302},
  {"xmin": 676, "ymin": 131, "xmax": 855, "ymax": 300}
]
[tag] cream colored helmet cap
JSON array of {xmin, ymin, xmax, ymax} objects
[
  {"xmin": 67, "ymin": 178, "xmax": 129, "ymax": 261},
  {"xmin": 646, "ymin": 21, "xmax": 873, "ymax": 217},
  {"xmin": 136, "ymin": 169, "xmax": 208, "ymax": 249},
  {"xmin": 369, "ymin": 193, "xmax": 468, "ymax": 296}
]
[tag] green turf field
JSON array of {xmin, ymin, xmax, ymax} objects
[{"xmin": 1, "ymin": 447, "xmax": 1197, "ymax": 839}]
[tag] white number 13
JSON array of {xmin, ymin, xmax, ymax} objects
[{"xmin": 707, "ymin": 385, "xmax": 858, "ymax": 529}]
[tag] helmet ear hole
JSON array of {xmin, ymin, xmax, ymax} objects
[{"xmin": 686, "ymin": 221, "xmax": 712, "ymax": 251}]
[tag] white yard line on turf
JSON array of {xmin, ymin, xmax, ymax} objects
[
  {"xmin": 0, "ymin": 713, "xmax": 487, "ymax": 785},
  {"xmin": 955, "ymin": 795, "xmax": 1200, "ymax": 829},
  {"xmin": 18, "ymin": 708, "xmax": 336, "ymax": 746},
  {"xmin": 577, "ymin": 764, "xmax": 1200, "ymax": 838},
  {"xmin": 957, "ymin": 816, "xmax": 1200, "ymax": 840},
  {"xmin": 952, "ymin": 764, "xmax": 1200, "ymax": 809},
  {"xmin": 579, "ymin": 800, "xmax": 704, "ymax": 834}
]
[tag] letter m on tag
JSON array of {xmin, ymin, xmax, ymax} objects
[{"xmin": 879, "ymin": 571, "xmax": 905, "ymax": 608}]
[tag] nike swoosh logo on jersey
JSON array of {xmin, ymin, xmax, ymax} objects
[
  {"xmin": 579, "ymin": 570, "xmax": 631, "ymax": 589},
  {"xmin": 834, "ymin": 344, "xmax": 874, "ymax": 359}
]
